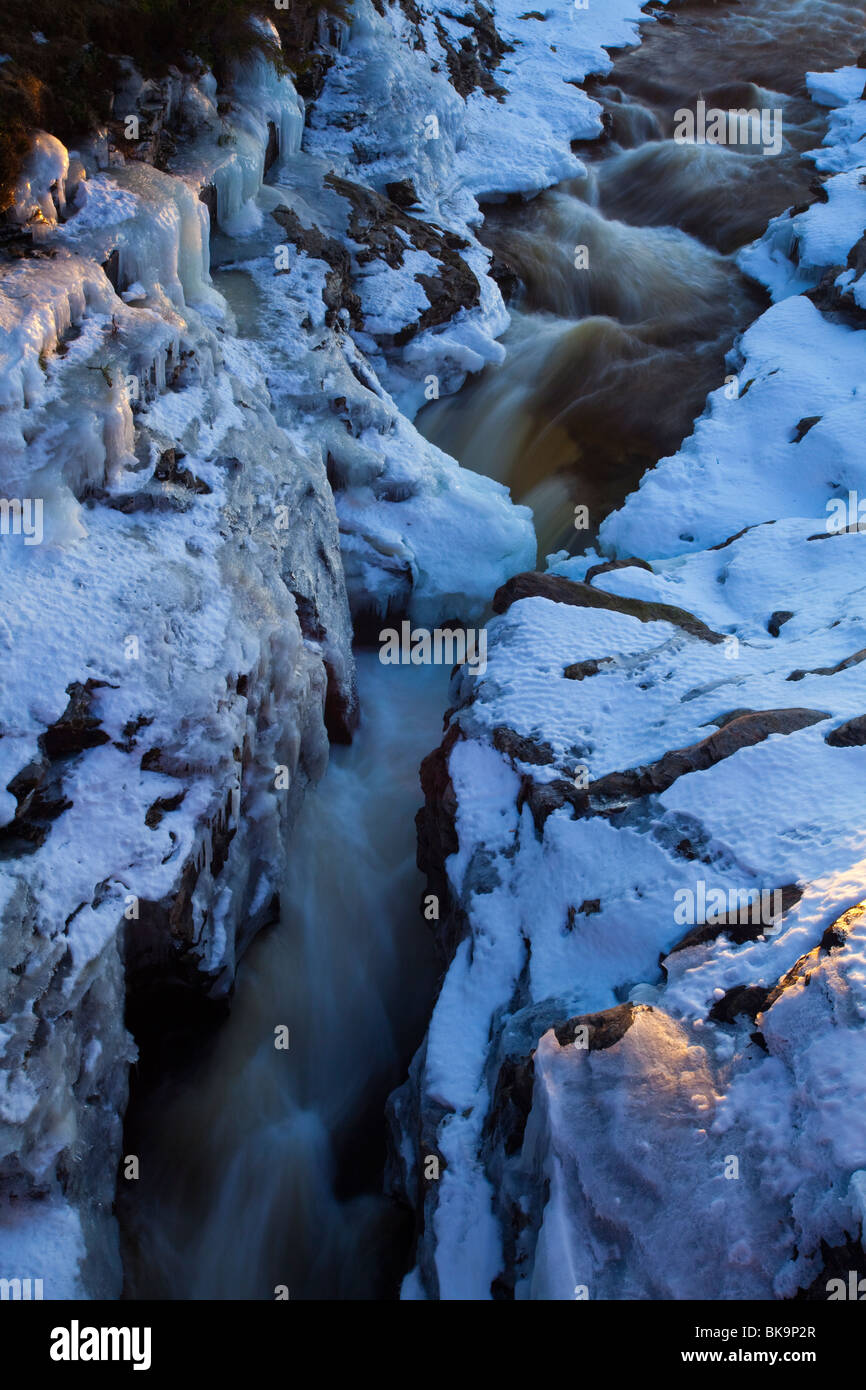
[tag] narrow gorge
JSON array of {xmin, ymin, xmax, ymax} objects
[{"xmin": 1, "ymin": 0, "xmax": 865, "ymax": 1309}]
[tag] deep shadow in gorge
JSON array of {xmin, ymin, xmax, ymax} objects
[{"xmin": 120, "ymin": 657, "xmax": 447, "ymax": 1300}]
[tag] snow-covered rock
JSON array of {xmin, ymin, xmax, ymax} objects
[
  {"xmin": 0, "ymin": 1, "xmax": 534, "ymax": 1295},
  {"xmin": 4, "ymin": 0, "xmax": 658, "ymax": 1298},
  {"xmin": 0, "ymin": 52, "xmax": 362, "ymax": 1296},
  {"xmin": 392, "ymin": 62, "xmax": 866, "ymax": 1300}
]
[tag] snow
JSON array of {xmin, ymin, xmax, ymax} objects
[
  {"xmin": 9, "ymin": 132, "xmax": 69, "ymax": 226},
  {"xmin": 600, "ymin": 297, "xmax": 866, "ymax": 559},
  {"xmin": 304, "ymin": 0, "xmax": 669, "ymax": 413},
  {"xmin": 0, "ymin": 37, "xmax": 354, "ymax": 1300},
  {"xmin": 0, "ymin": 0, "xmax": 547, "ymax": 1298},
  {"xmin": 399, "ymin": 58, "xmax": 866, "ymax": 1299},
  {"xmin": 0, "ymin": 1196, "xmax": 87, "ymax": 1299},
  {"xmin": 807, "ymin": 65, "xmax": 866, "ymax": 108}
]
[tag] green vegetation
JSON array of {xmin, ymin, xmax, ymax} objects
[{"xmin": 0, "ymin": 0, "xmax": 349, "ymax": 212}]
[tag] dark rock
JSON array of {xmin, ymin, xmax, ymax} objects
[
  {"xmin": 0, "ymin": 681, "xmax": 113, "ymax": 853},
  {"xmin": 154, "ymin": 448, "xmax": 210, "ymax": 494},
  {"xmin": 198, "ymin": 184, "xmax": 217, "ymax": 222},
  {"xmin": 272, "ymin": 6, "xmax": 337, "ymax": 102},
  {"xmin": 323, "ymin": 658, "xmax": 360, "ymax": 745},
  {"xmin": 552, "ymin": 1000, "xmax": 643, "ymax": 1051},
  {"xmin": 762, "ymin": 900, "xmax": 863, "ymax": 1012},
  {"xmin": 144, "ymin": 791, "xmax": 186, "ymax": 829},
  {"xmin": 563, "ymin": 657, "xmax": 608, "ymax": 680},
  {"xmin": 114, "ymin": 714, "xmax": 154, "ymax": 754},
  {"xmin": 39, "ymin": 680, "xmax": 112, "ymax": 760},
  {"xmin": 709, "ymin": 984, "xmax": 771, "ymax": 1024},
  {"xmin": 271, "ymin": 204, "xmax": 362, "ymax": 330},
  {"xmin": 584, "ymin": 556, "xmax": 653, "ymax": 585},
  {"xmin": 826, "ymin": 715, "xmax": 866, "ymax": 747},
  {"xmin": 667, "ymin": 883, "xmax": 804, "ymax": 955},
  {"xmin": 385, "ymin": 178, "xmax": 420, "ymax": 209},
  {"xmin": 709, "ymin": 521, "xmax": 772, "ymax": 551},
  {"xmin": 806, "ymin": 231, "xmax": 866, "ymax": 328},
  {"xmin": 768, "ymin": 609, "xmax": 794, "ymax": 637},
  {"xmin": 433, "ymin": 3, "xmax": 512, "ymax": 101},
  {"xmin": 100, "ymin": 490, "xmax": 189, "ymax": 515},
  {"xmin": 493, "ymin": 571, "xmax": 726, "ymax": 643},
  {"xmin": 487, "ymin": 255, "xmax": 522, "ymax": 303},
  {"xmin": 794, "ymin": 1237, "xmax": 866, "ymax": 1300},
  {"xmin": 492, "ymin": 726, "xmax": 555, "ymax": 766},
  {"xmin": 323, "ymin": 174, "xmax": 481, "ymax": 346},
  {"xmin": 488, "ymin": 1053, "xmax": 535, "ymax": 1157},
  {"xmin": 792, "ymin": 415, "xmax": 821, "ymax": 442},
  {"xmin": 702, "ymin": 708, "xmax": 757, "ymax": 729},
  {"xmin": 264, "ymin": 120, "xmax": 279, "ymax": 174},
  {"xmin": 140, "ymin": 747, "xmax": 166, "ymax": 774},
  {"xmin": 123, "ymin": 794, "xmax": 259, "ymax": 1078},
  {"xmin": 787, "ymin": 647, "xmax": 866, "ymax": 681},
  {"xmin": 518, "ymin": 776, "xmax": 588, "ymax": 831},
  {"xmin": 0, "ymin": 762, "xmax": 71, "ymax": 852},
  {"xmin": 101, "ymin": 248, "xmax": 120, "ymax": 291},
  {"xmin": 416, "ymin": 725, "xmax": 467, "ymax": 959},
  {"xmin": 589, "ymin": 710, "xmax": 828, "ymax": 808}
]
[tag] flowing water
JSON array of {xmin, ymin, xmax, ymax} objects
[
  {"xmin": 121, "ymin": 657, "xmax": 445, "ymax": 1299},
  {"xmin": 419, "ymin": 0, "xmax": 866, "ymax": 557},
  {"xmin": 120, "ymin": 0, "xmax": 866, "ymax": 1299}
]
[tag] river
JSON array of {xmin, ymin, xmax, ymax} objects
[{"xmin": 120, "ymin": 0, "xmax": 866, "ymax": 1300}]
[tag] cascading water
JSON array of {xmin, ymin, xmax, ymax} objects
[
  {"xmin": 120, "ymin": 0, "xmax": 866, "ymax": 1301},
  {"xmin": 418, "ymin": 0, "xmax": 866, "ymax": 557},
  {"xmin": 121, "ymin": 656, "xmax": 445, "ymax": 1299}
]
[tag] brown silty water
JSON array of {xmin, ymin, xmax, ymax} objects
[{"xmin": 419, "ymin": 0, "xmax": 866, "ymax": 559}]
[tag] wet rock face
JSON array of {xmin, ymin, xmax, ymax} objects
[
  {"xmin": 416, "ymin": 724, "xmax": 467, "ymax": 962},
  {"xmin": 400, "ymin": 426, "xmax": 866, "ymax": 1299},
  {"xmin": 324, "ymin": 173, "xmax": 482, "ymax": 346},
  {"xmin": 0, "ymin": 34, "xmax": 369, "ymax": 1294},
  {"xmin": 433, "ymin": 2, "xmax": 513, "ymax": 100},
  {"xmin": 271, "ymin": 205, "xmax": 363, "ymax": 329}
]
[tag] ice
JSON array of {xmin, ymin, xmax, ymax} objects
[{"xmin": 9, "ymin": 131, "xmax": 69, "ymax": 226}]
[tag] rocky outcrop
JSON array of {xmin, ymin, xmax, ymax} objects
[
  {"xmin": 493, "ymin": 570, "xmax": 727, "ymax": 643},
  {"xmin": 0, "ymin": 0, "xmax": 544, "ymax": 1298},
  {"xmin": 391, "ymin": 55, "xmax": 866, "ymax": 1301}
]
